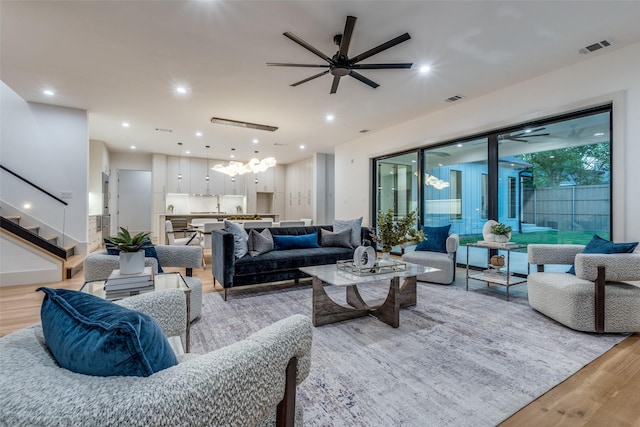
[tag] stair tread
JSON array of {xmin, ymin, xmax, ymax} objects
[
  {"xmin": 5, "ymin": 215, "xmax": 21, "ymax": 220},
  {"xmin": 65, "ymin": 254, "xmax": 84, "ymax": 268}
]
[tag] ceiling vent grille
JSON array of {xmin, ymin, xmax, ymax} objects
[
  {"xmin": 211, "ymin": 117, "xmax": 278, "ymax": 132},
  {"xmin": 445, "ymin": 94, "xmax": 465, "ymax": 103},
  {"xmin": 579, "ymin": 39, "xmax": 614, "ymax": 54}
]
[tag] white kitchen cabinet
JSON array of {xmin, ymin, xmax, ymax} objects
[
  {"xmin": 189, "ymin": 158, "xmax": 210, "ymax": 195},
  {"xmin": 223, "ymin": 173, "xmax": 245, "ymax": 196},
  {"xmin": 167, "ymin": 156, "xmax": 191, "ymax": 193}
]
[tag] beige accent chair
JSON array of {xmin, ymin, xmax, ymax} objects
[
  {"xmin": 527, "ymin": 244, "xmax": 640, "ymax": 333},
  {"xmin": 243, "ymin": 220, "xmax": 273, "ymax": 229}
]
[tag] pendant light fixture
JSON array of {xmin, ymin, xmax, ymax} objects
[
  {"xmin": 205, "ymin": 145, "xmax": 211, "ymax": 195},
  {"xmin": 177, "ymin": 142, "xmax": 183, "ymax": 193}
]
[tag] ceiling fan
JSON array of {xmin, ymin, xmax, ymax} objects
[
  {"xmin": 498, "ymin": 127, "xmax": 550, "ymax": 143},
  {"xmin": 267, "ymin": 16, "xmax": 412, "ymax": 94}
]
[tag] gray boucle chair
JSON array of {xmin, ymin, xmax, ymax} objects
[
  {"xmin": 527, "ymin": 244, "xmax": 640, "ymax": 333},
  {"xmin": 83, "ymin": 245, "xmax": 204, "ymax": 321},
  {"xmin": 0, "ymin": 289, "xmax": 313, "ymax": 427},
  {"xmin": 401, "ymin": 234, "xmax": 460, "ymax": 284}
]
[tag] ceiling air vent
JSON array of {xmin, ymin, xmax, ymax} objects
[
  {"xmin": 445, "ymin": 94, "xmax": 464, "ymax": 103},
  {"xmin": 579, "ymin": 39, "xmax": 614, "ymax": 54},
  {"xmin": 211, "ymin": 117, "xmax": 278, "ymax": 132},
  {"xmin": 155, "ymin": 127, "xmax": 173, "ymax": 132}
]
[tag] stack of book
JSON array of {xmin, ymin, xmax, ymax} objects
[{"xmin": 104, "ymin": 267, "xmax": 154, "ymax": 300}]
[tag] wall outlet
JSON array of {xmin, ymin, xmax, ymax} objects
[{"xmin": 60, "ymin": 191, "xmax": 73, "ymax": 198}]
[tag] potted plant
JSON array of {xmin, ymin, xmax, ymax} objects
[
  {"xmin": 490, "ymin": 222, "xmax": 512, "ymax": 243},
  {"xmin": 105, "ymin": 227, "xmax": 152, "ymax": 274},
  {"xmin": 370, "ymin": 208, "xmax": 424, "ymax": 260}
]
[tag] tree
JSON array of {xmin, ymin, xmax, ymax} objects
[{"xmin": 519, "ymin": 142, "xmax": 609, "ymax": 188}]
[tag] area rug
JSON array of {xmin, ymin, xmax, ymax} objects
[{"xmin": 189, "ymin": 277, "xmax": 625, "ymax": 426}]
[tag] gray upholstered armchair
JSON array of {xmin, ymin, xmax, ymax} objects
[
  {"xmin": 527, "ymin": 244, "xmax": 640, "ymax": 333},
  {"xmin": 401, "ymin": 234, "xmax": 460, "ymax": 285},
  {"xmin": 0, "ymin": 288, "xmax": 313, "ymax": 427},
  {"xmin": 84, "ymin": 245, "xmax": 203, "ymax": 281}
]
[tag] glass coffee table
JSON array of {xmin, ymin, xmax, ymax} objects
[
  {"xmin": 300, "ymin": 261, "xmax": 438, "ymax": 328},
  {"xmin": 80, "ymin": 272, "xmax": 192, "ymax": 352}
]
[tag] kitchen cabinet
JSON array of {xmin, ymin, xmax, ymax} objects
[
  {"xmin": 189, "ymin": 158, "xmax": 210, "ymax": 195},
  {"xmin": 167, "ymin": 156, "xmax": 191, "ymax": 193}
]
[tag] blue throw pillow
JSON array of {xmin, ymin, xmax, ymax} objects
[
  {"xmin": 104, "ymin": 239, "xmax": 162, "ymax": 273},
  {"xmin": 273, "ymin": 232, "xmax": 321, "ymax": 250},
  {"xmin": 37, "ymin": 287, "xmax": 177, "ymax": 377},
  {"xmin": 567, "ymin": 234, "xmax": 639, "ymax": 274},
  {"xmin": 415, "ymin": 224, "xmax": 451, "ymax": 253}
]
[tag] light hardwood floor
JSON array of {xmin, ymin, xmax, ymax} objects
[{"xmin": 1, "ymin": 254, "xmax": 638, "ymax": 426}]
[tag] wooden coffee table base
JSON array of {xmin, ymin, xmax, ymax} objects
[{"xmin": 312, "ymin": 275, "xmax": 417, "ymax": 328}]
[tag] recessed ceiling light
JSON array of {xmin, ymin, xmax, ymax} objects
[
  {"xmin": 122, "ymin": 122, "xmax": 130, "ymax": 128},
  {"xmin": 176, "ymin": 86, "xmax": 187, "ymax": 94},
  {"xmin": 130, "ymin": 145, "xmax": 136, "ymax": 150},
  {"xmin": 594, "ymin": 132, "xmax": 605, "ymax": 136},
  {"xmin": 419, "ymin": 65, "xmax": 431, "ymax": 73},
  {"xmin": 230, "ymin": 154, "xmax": 235, "ymax": 158},
  {"xmin": 300, "ymin": 145, "xmax": 305, "ymax": 149},
  {"xmin": 195, "ymin": 132, "xmax": 203, "ymax": 137},
  {"xmin": 43, "ymin": 89, "xmax": 55, "ymax": 96},
  {"xmin": 185, "ymin": 150, "xmax": 191, "ymax": 154},
  {"xmin": 253, "ymin": 139, "xmax": 259, "ymax": 144},
  {"xmin": 457, "ymin": 144, "xmax": 462, "ymax": 147},
  {"xmin": 326, "ymin": 114, "xmax": 334, "ymax": 122}
]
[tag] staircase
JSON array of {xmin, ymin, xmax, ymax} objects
[{"xmin": 0, "ymin": 215, "xmax": 83, "ymax": 279}]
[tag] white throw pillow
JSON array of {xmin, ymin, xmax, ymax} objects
[{"xmin": 333, "ymin": 217, "xmax": 363, "ymax": 248}]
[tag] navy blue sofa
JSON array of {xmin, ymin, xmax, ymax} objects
[{"xmin": 212, "ymin": 225, "xmax": 370, "ymax": 300}]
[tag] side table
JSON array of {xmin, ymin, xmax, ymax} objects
[
  {"xmin": 465, "ymin": 242, "xmax": 528, "ymax": 301},
  {"xmin": 80, "ymin": 272, "xmax": 192, "ymax": 352}
]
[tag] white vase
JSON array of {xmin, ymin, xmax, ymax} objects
[
  {"xmin": 119, "ymin": 250, "xmax": 145, "ymax": 274},
  {"xmin": 485, "ymin": 233, "xmax": 496, "ymax": 242},
  {"xmin": 494, "ymin": 234, "xmax": 509, "ymax": 244}
]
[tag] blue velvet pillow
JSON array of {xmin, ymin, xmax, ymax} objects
[
  {"xmin": 415, "ymin": 224, "xmax": 451, "ymax": 253},
  {"xmin": 567, "ymin": 234, "xmax": 639, "ymax": 274},
  {"xmin": 273, "ymin": 232, "xmax": 321, "ymax": 250},
  {"xmin": 104, "ymin": 239, "xmax": 163, "ymax": 273},
  {"xmin": 37, "ymin": 287, "xmax": 177, "ymax": 377}
]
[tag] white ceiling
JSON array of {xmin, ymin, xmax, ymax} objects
[{"xmin": 2, "ymin": 1, "xmax": 640, "ymax": 165}]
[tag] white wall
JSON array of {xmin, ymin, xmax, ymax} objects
[
  {"xmin": 0, "ymin": 82, "xmax": 88, "ymax": 243},
  {"xmin": 335, "ymin": 42, "xmax": 640, "ymax": 242}
]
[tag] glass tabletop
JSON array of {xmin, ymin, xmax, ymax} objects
[
  {"xmin": 300, "ymin": 262, "xmax": 438, "ymax": 287},
  {"xmin": 81, "ymin": 272, "xmax": 189, "ymax": 300}
]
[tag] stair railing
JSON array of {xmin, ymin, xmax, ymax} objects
[{"xmin": 0, "ymin": 164, "xmax": 68, "ymax": 247}]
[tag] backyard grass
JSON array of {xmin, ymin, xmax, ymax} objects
[{"xmin": 458, "ymin": 230, "xmax": 606, "ymax": 247}]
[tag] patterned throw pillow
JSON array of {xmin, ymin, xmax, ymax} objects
[
  {"xmin": 248, "ymin": 228, "xmax": 274, "ymax": 257},
  {"xmin": 37, "ymin": 287, "xmax": 177, "ymax": 377},
  {"xmin": 320, "ymin": 228, "xmax": 353, "ymax": 248},
  {"xmin": 333, "ymin": 217, "xmax": 363, "ymax": 248},
  {"xmin": 415, "ymin": 224, "xmax": 452, "ymax": 253},
  {"xmin": 224, "ymin": 220, "xmax": 249, "ymax": 259}
]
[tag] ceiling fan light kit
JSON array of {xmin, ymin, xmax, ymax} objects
[{"xmin": 268, "ymin": 15, "xmax": 412, "ymax": 94}]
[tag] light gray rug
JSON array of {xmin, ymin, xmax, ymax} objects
[{"xmin": 190, "ymin": 275, "xmax": 625, "ymax": 426}]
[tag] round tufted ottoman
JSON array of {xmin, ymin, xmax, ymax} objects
[{"xmin": 182, "ymin": 276, "xmax": 203, "ymax": 321}]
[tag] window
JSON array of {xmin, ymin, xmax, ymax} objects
[
  {"xmin": 508, "ymin": 177, "xmax": 516, "ymax": 219},
  {"xmin": 450, "ymin": 170, "xmax": 462, "ymax": 220}
]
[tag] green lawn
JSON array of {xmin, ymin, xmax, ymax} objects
[{"xmin": 458, "ymin": 230, "xmax": 606, "ymax": 247}]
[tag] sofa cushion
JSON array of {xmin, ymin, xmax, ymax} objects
[
  {"xmin": 234, "ymin": 247, "xmax": 353, "ymax": 277},
  {"xmin": 104, "ymin": 238, "xmax": 164, "ymax": 273},
  {"xmin": 273, "ymin": 232, "xmax": 320, "ymax": 251},
  {"xmin": 415, "ymin": 225, "xmax": 451, "ymax": 253},
  {"xmin": 333, "ymin": 217, "xmax": 363, "ymax": 248},
  {"xmin": 567, "ymin": 234, "xmax": 638, "ymax": 274},
  {"xmin": 249, "ymin": 228, "xmax": 274, "ymax": 257},
  {"xmin": 320, "ymin": 228, "xmax": 352, "ymax": 248},
  {"xmin": 224, "ymin": 220, "xmax": 249, "ymax": 259},
  {"xmin": 37, "ymin": 287, "xmax": 177, "ymax": 377}
]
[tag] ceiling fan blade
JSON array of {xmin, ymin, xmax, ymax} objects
[
  {"xmin": 267, "ymin": 63, "xmax": 329, "ymax": 68},
  {"xmin": 526, "ymin": 133, "xmax": 550, "ymax": 137},
  {"xmin": 330, "ymin": 76, "xmax": 341, "ymax": 94},
  {"xmin": 338, "ymin": 16, "xmax": 357, "ymax": 57},
  {"xmin": 351, "ymin": 63, "xmax": 413, "ymax": 69},
  {"xmin": 283, "ymin": 32, "xmax": 333, "ymax": 64},
  {"xmin": 349, "ymin": 33, "xmax": 411, "ymax": 64},
  {"xmin": 349, "ymin": 71, "xmax": 379, "ymax": 89},
  {"xmin": 291, "ymin": 70, "xmax": 330, "ymax": 87}
]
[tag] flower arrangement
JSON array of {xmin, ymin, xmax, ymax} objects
[
  {"xmin": 490, "ymin": 222, "xmax": 512, "ymax": 236},
  {"xmin": 105, "ymin": 227, "xmax": 152, "ymax": 252},
  {"xmin": 370, "ymin": 208, "xmax": 424, "ymax": 253}
]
